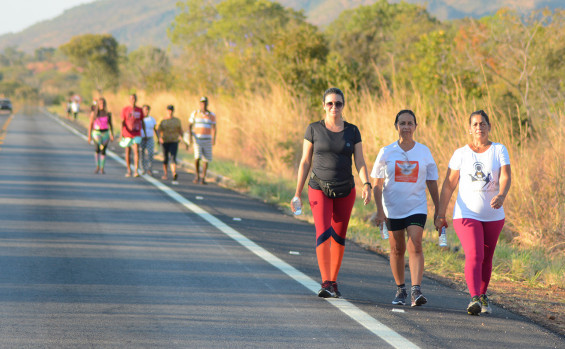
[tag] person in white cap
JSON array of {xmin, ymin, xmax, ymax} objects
[{"xmin": 187, "ymin": 96, "xmax": 216, "ymax": 184}]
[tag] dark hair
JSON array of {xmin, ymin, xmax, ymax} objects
[
  {"xmin": 394, "ymin": 109, "xmax": 417, "ymax": 126},
  {"xmin": 167, "ymin": 105, "xmax": 174, "ymax": 111},
  {"xmin": 142, "ymin": 104, "xmax": 150, "ymax": 111},
  {"xmin": 469, "ymin": 110, "xmax": 490, "ymax": 126},
  {"xmin": 323, "ymin": 87, "xmax": 345, "ymax": 105},
  {"xmin": 95, "ymin": 97, "xmax": 107, "ymax": 117}
]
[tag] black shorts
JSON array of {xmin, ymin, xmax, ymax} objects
[
  {"xmin": 388, "ymin": 214, "xmax": 427, "ymax": 231},
  {"xmin": 162, "ymin": 142, "xmax": 178, "ymax": 164}
]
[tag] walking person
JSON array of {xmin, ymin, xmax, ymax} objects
[
  {"xmin": 434, "ymin": 110, "xmax": 511, "ymax": 315},
  {"xmin": 140, "ymin": 104, "xmax": 158, "ymax": 176},
  {"xmin": 87, "ymin": 97, "xmax": 114, "ymax": 174},
  {"xmin": 71, "ymin": 99, "xmax": 80, "ymax": 120},
  {"xmin": 158, "ymin": 105, "xmax": 183, "ymax": 184},
  {"xmin": 370, "ymin": 109, "xmax": 439, "ymax": 307},
  {"xmin": 292, "ymin": 87, "xmax": 372, "ymax": 298},
  {"xmin": 188, "ymin": 96, "xmax": 216, "ymax": 184},
  {"xmin": 120, "ymin": 94, "xmax": 146, "ymax": 177}
]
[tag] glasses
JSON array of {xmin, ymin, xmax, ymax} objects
[{"xmin": 325, "ymin": 101, "xmax": 343, "ymax": 108}]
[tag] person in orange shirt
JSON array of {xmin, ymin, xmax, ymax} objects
[{"xmin": 187, "ymin": 96, "xmax": 216, "ymax": 184}]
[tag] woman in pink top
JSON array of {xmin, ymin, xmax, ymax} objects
[{"xmin": 87, "ymin": 97, "xmax": 114, "ymax": 174}]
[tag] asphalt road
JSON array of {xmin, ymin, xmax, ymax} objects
[{"xmin": 0, "ymin": 108, "xmax": 562, "ymax": 348}]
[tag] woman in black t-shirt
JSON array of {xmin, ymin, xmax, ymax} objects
[{"xmin": 292, "ymin": 87, "xmax": 372, "ymax": 298}]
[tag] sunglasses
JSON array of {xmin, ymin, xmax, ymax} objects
[{"xmin": 325, "ymin": 101, "xmax": 343, "ymax": 108}]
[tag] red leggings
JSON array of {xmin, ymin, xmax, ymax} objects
[
  {"xmin": 308, "ymin": 187, "xmax": 356, "ymax": 282},
  {"xmin": 453, "ymin": 218, "xmax": 505, "ymax": 297}
]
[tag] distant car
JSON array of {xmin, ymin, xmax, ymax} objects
[{"xmin": 0, "ymin": 98, "xmax": 12, "ymax": 113}]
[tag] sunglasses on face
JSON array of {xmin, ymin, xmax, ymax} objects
[{"xmin": 325, "ymin": 101, "xmax": 343, "ymax": 108}]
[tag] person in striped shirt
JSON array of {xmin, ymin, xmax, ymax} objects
[{"xmin": 188, "ymin": 96, "xmax": 217, "ymax": 184}]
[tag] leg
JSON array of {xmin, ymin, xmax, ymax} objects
[
  {"xmin": 124, "ymin": 147, "xmax": 132, "ymax": 175},
  {"xmin": 140, "ymin": 139, "xmax": 147, "ymax": 172},
  {"xmin": 161, "ymin": 143, "xmax": 170, "ymax": 179},
  {"xmin": 147, "ymin": 138, "xmax": 154, "ymax": 174},
  {"xmin": 406, "ymin": 225, "xmax": 425, "ymax": 286},
  {"xmin": 132, "ymin": 143, "xmax": 140, "ymax": 175},
  {"xmin": 193, "ymin": 159, "xmax": 201, "ymax": 183},
  {"xmin": 328, "ymin": 188, "xmax": 356, "ymax": 282},
  {"xmin": 308, "ymin": 188, "xmax": 333, "ymax": 283},
  {"xmin": 170, "ymin": 143, "xmax": 178, "ymax": 180},
  {"xmin": 389, "ymin": 229, "xmax": 407, "ymax": 286},
  {"xmin": 480, "ymin": 219, "xmax": 505, "ymax": 294},
  {"xmin": 201, "ymin": 162, "xmax": 208, "ymax": 184},
  {"xmin": 454, "ymin": 218, "xmax": 484, "ymax": 297}
]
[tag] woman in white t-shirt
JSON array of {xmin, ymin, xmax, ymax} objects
[
  {"xmin": 435, "ymin": 110, "xmax": 511, "ymax": 316},
  {"xmin": 371, "ymin": 110, "xmax": 439, "ymax": 307},
  {"xmin": 140, "ymin": 104, "xmax": 158, "ymax": 175}
]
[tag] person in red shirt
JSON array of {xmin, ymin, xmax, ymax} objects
[{"xmin": 120, "ymin": 94, "xmax": 146, "ymax": 177}]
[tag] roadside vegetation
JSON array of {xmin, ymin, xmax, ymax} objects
[{"xmin": 19, "ymin": 0, "xmax": 565, "ymax": 333}]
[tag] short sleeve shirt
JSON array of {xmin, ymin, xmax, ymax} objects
[
  {"xmin": 141, "ymin": 116, "xmax": 157, "ymax": 138},
  {"xmin": 370, "ymin": 142, "xmax": 438, "ymax": 218},
  {"xmin": 305, "ymin": 120, "xmax": 362, "ymax": 190},
  {"xmin": 121, "ymin": 106, "xmax": 144, "ymax": 138},
  {"xmin": 158, "ymin": 117, "xmax": 182, "ymax": 143},
  {"xmin": 189, "ymin": 110, "xmax": 216, "ymax": 140},
  {"xmin": 449, "ymin": 143, "xmax": 510, "ymax": 221}
]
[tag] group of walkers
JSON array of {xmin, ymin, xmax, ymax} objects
[
  {"xmin": 87, "ymin": 94, "xmax": 217, "ymax": 183},
  {"xmin": 292, "ymin": 87, "xmax": 511, "ymax": 316}
]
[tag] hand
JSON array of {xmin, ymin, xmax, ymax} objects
[
  {"xmin": 361, "ymin": 185, "xmax": 372, "ymax": 205},
  {"xmin": 290, "ymin": 196, "xmax": 302, "ymax": 213},
  {"xmin": 490, "ymin": 194, "xmax": 505, "ymax": 209},
  {"xmin": 110, "ymin": 135, "xmax": 114, "ymax": 141},
  {"xmin": 87, "ymin": 137, "xmax": 91, "ymax": 144},
  {"xmin": 434, "ymin": 217, "xmax": 448, "ymax": 232},
  {"xmin": 374, "ymin": 211, "xmax": 386, "ymax": 228}
]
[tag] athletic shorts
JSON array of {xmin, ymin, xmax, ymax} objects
[
  {"xmin": 162, "ymin": 142, "xmax": 178, "ymax": 165},
  {"xmin": 193, "ymin": 138, "xmax": 213, "ymax": 162},
  {"xmin": 388, "ymin": 214, "xmax": 427, "ymax": 231},
  {"xmin": 119, "ymin": 136, "xmax": 142, "ymax": 148}
]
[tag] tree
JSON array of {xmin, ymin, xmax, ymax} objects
[
  {"xmin": 60, "ymin": 34, "xmax": 120, "ymax": 95},
  {"xmin": 123, "ymin": 46, "xmax": 172, "ymax": 92}
]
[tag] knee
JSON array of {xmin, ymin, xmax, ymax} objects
[{"xmin": 390, "ymin": 245, "xmax": 405, "ymax": 258}]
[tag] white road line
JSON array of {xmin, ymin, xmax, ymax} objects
[{"xmin": 45, "ymin": 110, "xmax": 419, "ymax": 349}]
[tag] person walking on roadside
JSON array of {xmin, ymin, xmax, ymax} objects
[
  {"xmin": 120, "ymin": 94, "xmax": 146, "ymax": 177},
  {"xmin": 188, "ymin": 96, "xmax": 216, "ymax": 184},
  {"xmin": 434, "ymin": 110, "xmax": 511, "ymax": 316},
  {"xmin": 370, "ymin": 109, "xmax": 439, "ymax": 307},
  {"xmin": 158, "ymin": 105, "xmax": 183, "ymax": 184},
  {"xmin": 71, "ymin": 99, "xmax": 80, "ymax": 120},
  {"xmin": 140, "ymin": 104, "xmax": 158, "ymax": 176},
  {"xmin": 292, "ymin": 87, "xmax": 372, "ymax": 298},
  {"xmin": 87, "ymin": 97, "xmax": 114, "ymax": 174}
]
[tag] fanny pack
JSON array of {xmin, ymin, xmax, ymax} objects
[{"xmin": 311, "ymin": 172, "xmax": 354, "ymax": 198}]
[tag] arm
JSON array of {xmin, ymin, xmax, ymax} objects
[
  {"xmin": 87, "ymin": 111, "xmax": 95, "ymax": 143},
  {"xmin": 108, "ymin": 114, "xmax": 114, "ymax": 141},
  {"xmin": 434, "ymin": 168, "xmax": 460, "ymax": 231},
  {"xmin": 292, "ymin": 139, "xmax": 313, "ymax": 212},
  {"xmin": 212, "ymin": 124, "xmax": 217, "ymax": 146},
  {"xmin": 372, "ymin": 177, "xmax": 386, "ymax": 227},
  {"xmin": 353, "ymin": 142, "xmax": 372, "ymax": 205},
  {"xmin": 426, "ymin": 180, "xmax": 440, "ymax": 221},
  {"xmin": 491, "ymin": 164, "xmax": 511, "ymax": 209}
]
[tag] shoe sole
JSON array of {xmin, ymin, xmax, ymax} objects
[
  {"xmin": 481, "ymin": 306, "xmax": 492, "ymax": 314},
  {"xmin": 468, "ymin": 303, "xmax": 481, "ymax": 315},
  {"xmin": 392, "ymin": 300, "xmax": 406, "ymax": 305},
  {"xmin": 318, "ymin": 290, "xmax": 335, "ymax": 298},
  {"xmin": 411, "ymin": 295, "xmax": 427, "ymax": 307}
]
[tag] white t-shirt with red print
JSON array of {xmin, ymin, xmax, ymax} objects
[
  {"xmin": 449, "ymin": 143, "xmax": 510, "ymax": 221},
  {"xmin": 371, "ymin": 141, "xmax": 438, "ymax": 219}
]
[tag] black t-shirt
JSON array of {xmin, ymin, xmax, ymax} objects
[{"xmin": 305, "ymin": 120, "xmax": 362, "ymax": 190}]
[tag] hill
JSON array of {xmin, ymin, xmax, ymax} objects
[{"xmin": 0, "ymin": 0, "xmax": 561, "ymax": 52}]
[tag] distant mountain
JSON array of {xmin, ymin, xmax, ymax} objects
[{"xmin": 0, "ymin": 0, "xmax": 561, "ymax": 52}]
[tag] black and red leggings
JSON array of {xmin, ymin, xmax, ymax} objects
[{"xmin": 308, "ymin": 187, "xmax": 356, "ymax": 283}]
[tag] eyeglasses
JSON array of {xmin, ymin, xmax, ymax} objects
[{"xmin": 325, "ymin": 101, "xmax": 343, "ymax": 108}]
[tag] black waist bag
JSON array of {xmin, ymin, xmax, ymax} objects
[{"xmin": 311, "ymin": 172, "xmax": 354, "ymax": 198}]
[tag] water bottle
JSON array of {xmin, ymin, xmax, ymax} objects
[
  {"xmin": 291, "ymin": 196, "xmax": 302, "ymax": 216},
  {"xmin": 439, "ymin": 226, "xmax": 447, "ymax": 247},
  {"xmin": 380, "ymin": 222, "xmax": 389, "ymax": 240}
]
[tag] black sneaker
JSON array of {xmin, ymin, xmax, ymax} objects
[
  {"xmin": 392, "ymin": 287, "xmax": 408, "ymax": 305},
  {"xmin": 411, "ymin": 286, "xmax": 427, "ymax": 307},
  {"xmin": 318, "ymin": 281, "xmax": 335, "ymax": 298},
  {"xmin": 331, "ymin": 281, "xmax": 341, "ymax": 298},
  {"xmin": 479, "ymin": 294, "xmax": 492, "ymax": 314},
  {"xmin": 467, "ymin": 296, "xmax": 481, "ymax": 315}
]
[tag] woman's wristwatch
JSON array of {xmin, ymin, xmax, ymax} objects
[{"xmin": 363, "ymin": 182, "xmax": 372, "ymax": 189}]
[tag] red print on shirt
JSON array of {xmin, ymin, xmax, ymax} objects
[{"xmin": 395, "ymin": 161, "xmax": 419, "ymax": 183}]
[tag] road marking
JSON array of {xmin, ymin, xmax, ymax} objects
[
  {"xmin": 45, "ymin": 110, "xmax": 419, "ymax": 349},
  {"xmin": 0, "ymin": 114, "xmax": 15, "ymax": 147}
]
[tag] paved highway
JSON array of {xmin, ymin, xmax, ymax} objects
[{"xmin": 0, "ymin": 108, "xmax": 562, "ymax": 348}]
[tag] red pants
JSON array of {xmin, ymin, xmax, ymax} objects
[
  {"xmin": 308, "ymin": 187, "xmax": 356, "ymax": 282},
  {"xmin": 453, "ymin": 218, "xmax": 505, "ymax": 297}
]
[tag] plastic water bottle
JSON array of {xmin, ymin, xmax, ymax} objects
[
  {"xmin": 291, "ymin": 196, "xmax": 302, "ymax": 216},
  {"xmin": 439, "ymin": 226, "xmax": 447, "ymax": 247},
  {"xmin": 380, "ymin": 222, "xmax": 389, "ymax": 240}
]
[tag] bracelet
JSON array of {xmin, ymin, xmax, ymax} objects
[{"xmin": 363, "ymin": 182, "xmax": 372, "ymax": 189}]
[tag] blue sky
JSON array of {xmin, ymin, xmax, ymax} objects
[{"xmin": 0, "ymin": 0, "xmax": 94, "ymax": 36}]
